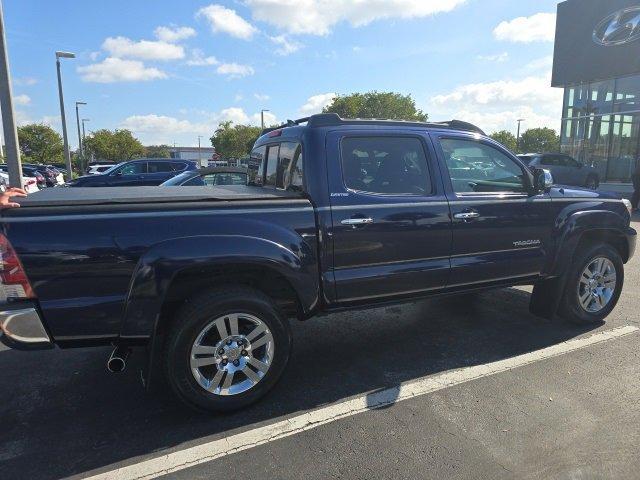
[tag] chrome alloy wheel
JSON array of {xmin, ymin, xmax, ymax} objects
[
  {"xmin": 190, "ymin": 313, "xmax": 274, "ymax": 396},
  {"xmin": 577, "ymin": 257, "xmax": 617, "ymax": 313}
]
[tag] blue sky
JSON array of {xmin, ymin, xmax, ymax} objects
[{"xmin": 6, "ymin": 0, "xmax": 561, "ymax": 147}]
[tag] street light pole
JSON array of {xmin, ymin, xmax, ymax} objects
[
  {"xmin": 197, "ymin": 135, "xmax": 203, "ymax": 167},
  {"xmin": 75, "ymin": 101, "xmax": 86, "ymax": 170},
  {"xmin": 0, "ymin": 0, "xmax": 23, "ymax": 188},
  {"xmin": 56, "ymin": 51, "xmax": 75, "ymax": 181},
  {"xmin": 516, "ymin": 118, "xmax": 525, "ymax": 152},
  {"xmin": 81, "ymin": 118, "xmax": 89, "ymax": 161},
  {"xmin": 260, "ymin": 109, "xmax": 270, "ymax": 130}
]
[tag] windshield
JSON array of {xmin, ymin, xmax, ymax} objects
[{"xmin": 102, "ymin": 162, "xmax": 125, "ymax": 175}]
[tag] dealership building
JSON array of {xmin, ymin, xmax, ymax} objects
[{"xmin": 553, "ymin": 0, "xmax": 640, "ymax": 186}]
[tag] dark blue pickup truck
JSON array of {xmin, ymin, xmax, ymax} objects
[{"xmin": 0, "ymin": 114, "xmax": 635, "ymax": 412}]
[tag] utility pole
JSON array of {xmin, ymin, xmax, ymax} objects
[
  {"xmin": 55, "ymin": 50, "xmax": 75, "ymax": 181},
  {"xmin": 197, "ymin": 135, "xmax": 203, "ymax": 167},
  {"xmin": 0, "ymin": 1, "xmax": 23, "ymax": 188},
  {"xmin": 516, "ymin": 118, "xmax": 525, "ymax": 153},
  {"xmin": 75, "ymin": 101, "xmax": 86, "ymax": 170},
  {"xmin": 261, "ymin": 109, "xmax": 270, "ymax": 130},
  {"xmin": 81, "ymin": 118, "xmax": 89, "ymax": 162}
]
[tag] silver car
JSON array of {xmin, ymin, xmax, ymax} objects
[{"xmin": 518, "ymin": 153, "xmax": 600, "ymax": 190}]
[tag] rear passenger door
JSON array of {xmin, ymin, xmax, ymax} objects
[
  {"xmin": 434, "ymin": 134, "xmax": 552, "ymax": 287},
  {"xmin": 146, "ymin": 161, "xmax": 178, "ymax": 185},
  {"xmin": 327, "ymin": 131, "xmax": 452, "ymax": 304}
]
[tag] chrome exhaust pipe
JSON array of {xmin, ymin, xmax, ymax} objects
[{"xmin": 107, "ymin": 346, "xmax": 131, "ymax": 373}]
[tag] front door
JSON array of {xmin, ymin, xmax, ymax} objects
[
  {"xmin": 433, "ymin": 134, "xmax": 553, "ymax": 287},
  {"xmin": 108, "ymin": 161, "xmax": 148, "ymax": 186},
  {"xmin": 327, "ymin": 131, "xmax": 452, "ymax": 304}
]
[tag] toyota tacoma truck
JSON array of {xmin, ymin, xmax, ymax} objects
[{"xmin": 0, "ymin": 114, "xmax": 636, "ymax": 412}]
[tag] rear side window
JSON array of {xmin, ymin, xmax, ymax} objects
[
  {"xmin": 277, "ymin": 142, "xmax": 303, "ymax": 190},
  {"xmin": 148, "ymin": 161, "xmax": 174, "ymax": 173},
  {"xmin": 264, "ymin": 145, "xmax": 280, "ymax": 187},
  {"xmin": 171, "ymin": 162, "xmax": 188, "ymax": 171},
  {"xmin": 248, "ymin": 146, "xmax": 266, "ymax": 185},
  {"xmin": 341, "ymin": 136, "xmax": 431, "ymax": 195}
]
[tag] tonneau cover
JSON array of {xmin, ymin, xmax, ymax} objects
[{"xmin": 15, "ymin": 185, "xmax": 300, "ymax": 208}]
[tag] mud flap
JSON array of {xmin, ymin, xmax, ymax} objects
[{"xmin": 529, "ymin": 275, "xmax": 566, "ymax": 320}]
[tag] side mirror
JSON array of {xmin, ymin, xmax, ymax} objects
[{"xmin": 533, "ymin": 168, "xmax": 553, "ymax": 193}]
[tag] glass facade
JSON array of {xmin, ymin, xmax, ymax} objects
[{"xmin": 561, "ymin": 73, "xmax": 640, "ymax": 183}]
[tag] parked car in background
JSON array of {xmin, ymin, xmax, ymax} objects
[
  {"xmin": 86, "ymin": 163, "xmax": 116, "ymax": 175},
  {"xmin": 0, "ymin": 165, "xmax": 42, "ymax": 192},
  {"xmin": 161, "ymin": 166, "xmax": 248, "ymax": 187},
  {"xmin": 25, "ymin": 164, "xmax": 63, "ymax": 187},
  {"xmin": 0, "ymin": 172, "xmax": 8, "ymax": 192},
  {"xmin": 517, "ymin": 153, "xmax": 600, "ymax": 190},
  {"xmin": 66, "ymin": 158, "xmax": 197, "ymax": 187}
]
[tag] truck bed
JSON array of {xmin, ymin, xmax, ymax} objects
[{"xmin": 12, "ymin": 185, "xmax": 302, "ymax": 208}]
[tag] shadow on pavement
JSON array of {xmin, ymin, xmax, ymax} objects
[{"xmin": 0, "ymin": 288, "xmax": 599, "ymax": 479}]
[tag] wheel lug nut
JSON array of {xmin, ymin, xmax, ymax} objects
[
  {"xmin": 221, "ymin": 359, "xmax": 228, "ymax": 366},
  {"xmin": 226, "ymin": 340, "xmax": 232, "ymax": 346},
  {"xmin": 233, "ymin": 359, "xmax": 240, "ymax": 367},
  {"xmin": 241, "ymin": 350, "xmax": 247, "ymax": 356},
  {"xmin": 218, "ymin": 348, "xmax": 224, "ymax": 355}
]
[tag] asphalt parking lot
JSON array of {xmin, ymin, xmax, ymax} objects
[{"xmin": 1, "ymin": 216, "xmax": 639, "ymax": 480}]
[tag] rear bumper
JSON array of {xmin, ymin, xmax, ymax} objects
[
  {"xmin": 627, "ymin": 227, "xmax": 637, "ymax": 261},
  {"xmin": 0, "ymin": 303, "xmax": 53, "ymax": 350}
]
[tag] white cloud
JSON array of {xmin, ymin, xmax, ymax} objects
[
  {"xmin": 235, "ymin": 93, "xmax": 244, "ymax": 101},
  {"xmin": 120, "ymin": 107, "xmax": 275, "ymax": 144},
  {"xmin": 197, "ymin": 4, "xmax": 258, "ymax": 40},
  {"xmin": 14, "ymin": 77, "xmax": 37, "ymax": 86},
  {"xmin": 154, "ymin": 25, "xmax": 196, "ymax": 43},
  {"xmin": 186, "ymin": 49, "xmax": 219, "ymax": 66},
  {"xmin": 476, "ymin": 52, "xmax": 509, "ymax": 63},
  {"xmin": 493, "ymin": 13, "xmax": 556, "ymax": 43},
  {"xmin": 102, "ymin": 36, "xmax": 185, "ymax": 61},
  {"xmin": 245, "ymin": 0, "xmax": 467, "ymax": 35},
  {"xmin": 254, "ymin": 93, "xmax": 270, "ymax": 101},
  {"xmin": 77, "ymin": 57, "xmax": 167, "ymax": 83},
  {"xmin": 524, "ymin": 55, "xmax": 553, "ymax": 72},
  {"xmin": 269, "ymin": 35, "xmax": 303, "ymax": 55},
  {"xmin": 299, "ymin": 92, "xmax": 336, "ymax": 115},
  {"xmin": 428, "ymin": 73, "xmax": 562, "ymax": 134},
  {"xmin": 216, "ymin": 62, "xmax": 255, "ymax": 78},
  {"xmin": 14, "ymin": 94, "xmax": 31, "ymax": 106},
  {"xmin": 89, "ymin": 51, "xmax": 101, "ymax": 61}
]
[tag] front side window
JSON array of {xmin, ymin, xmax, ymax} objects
[
  {"xmin": 118, "ymin": 162, "xmax": 147, "ymax": 175},
  {"xmin": 341, "ymin": 137, "xmax": 431, "ymax": 195},
  {"xmin": 440, "ymin": 138, "xmax": 527, "ymax": 194}
]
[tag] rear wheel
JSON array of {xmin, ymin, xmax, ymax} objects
[
  {"xmin": 558, "ymin": 243, "xmax": 623, "ymax": 325},
  {"xmin": 164, "ymin": 287, "xmax": 292, "ymax": 412}
]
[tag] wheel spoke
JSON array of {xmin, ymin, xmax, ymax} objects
[
  {"xmin": 207, "ymin": 369, "xmax": 225, "ymax": 392},
  {"xmin": 222, "ymin": 370, "xmax": 235, "ymax": 390},
  {"xmin": 248, "ymin": 357, "xmax": 269, "ymax": 374},
  {"xmin": 246, "ymin": 323, "xmax": 267, "ymax": 342},
  {"xmin": 242, "ymin": 366, "xmax": 261, "ymax": 384},
  {"xmin": 192, "ymin": 345, "xmax": 218, "ymax": 356},
  {"xmin": 581, "ymin": 269, "xmax": 594, "ymax": 281},
  {"xmin": 597, "ymin": 258, "xmax": 607, "ymax": 275},
  {"xmin": 228, "ymin": 314, "xmax": 239, "ymax": 336},
  {"xmin": 250, "ymin": 333, "xmax": 272, "ymax": 350},
  {"xmin": 579, "ymin": 291, "xmax": 592, "ymax": 309},
  {"xmin": 215, "ymin": 317, "xmax": 229, "ymax": 340},
  {"xmin": 191, "ymin": 356, "xmax": 217, "ymax": 368}
]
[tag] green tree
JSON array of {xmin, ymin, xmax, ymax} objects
[
  {"xmin": 210, "ymin": 121, "xmax": 261, "ymax": 159},
  {"xmin": 84, "ymin": 129, "xmax": 145, "ymax": 162},
  {"xmin": 519, "ymin": 127, "xmax": 560, "ymax": 154},
  {"xmin": 323, "ymin": 91, "xmax": 428, "ymax": 121},
  {"xmin": 145, "ymin": 144, "xmax": 171, "ymax": 158},
  {"xmin": 17, "ymin": 123, "xmax": 64, "ymax": 163},
  {"xmin": 489, "ymin": 130, "xmax": 518, "ymax": 152}
]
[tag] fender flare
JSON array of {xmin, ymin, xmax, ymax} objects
[{"xmin": 119, "ymin": 234, "xmax": 319, "ymax": 339}]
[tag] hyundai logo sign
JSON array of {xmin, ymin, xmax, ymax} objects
[{"xmin": 593, "ymin": 6, "xmax": 640, "ymax": 46}]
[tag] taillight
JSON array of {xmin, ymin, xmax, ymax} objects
[{"xmin": 0, "ymin": 234, "xmax": 35, "ymax": 300}]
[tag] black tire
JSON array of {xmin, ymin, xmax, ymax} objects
[
  {"xmin": 558, "ymin": 243, "xmax": 624, "ymax": 325},
  {"xmin": 164, "ymin": 286, "xmax": 292, "ymax": 412},
  {"xmin": 585, "ymin": 175, "xmax": 599, "ymax": 190}
]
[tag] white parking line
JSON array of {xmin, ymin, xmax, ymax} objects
[{"xmin": 83, "ymin": 325, "xmax": 639, "ymax": 480}]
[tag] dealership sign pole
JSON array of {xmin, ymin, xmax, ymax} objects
[{"xmin": 0, "ymin": 0, "xmax": 24, "ymax": 189}]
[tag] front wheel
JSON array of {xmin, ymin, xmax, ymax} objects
[
  {"xmin": 558, "ymin": 243, "xmax": 624, "ymax": 325},
  {"xmin": 164, "ymin": 287, "xmax": 292, "ymax": 412}
]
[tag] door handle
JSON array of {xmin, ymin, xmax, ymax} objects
[
  {"xmin": 454, "ymin": 212, "xmax": 480, "ymax": 220},
  {"xmin": 341, "ymin": 217, "xmax": 374, "ymax": 226}
]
